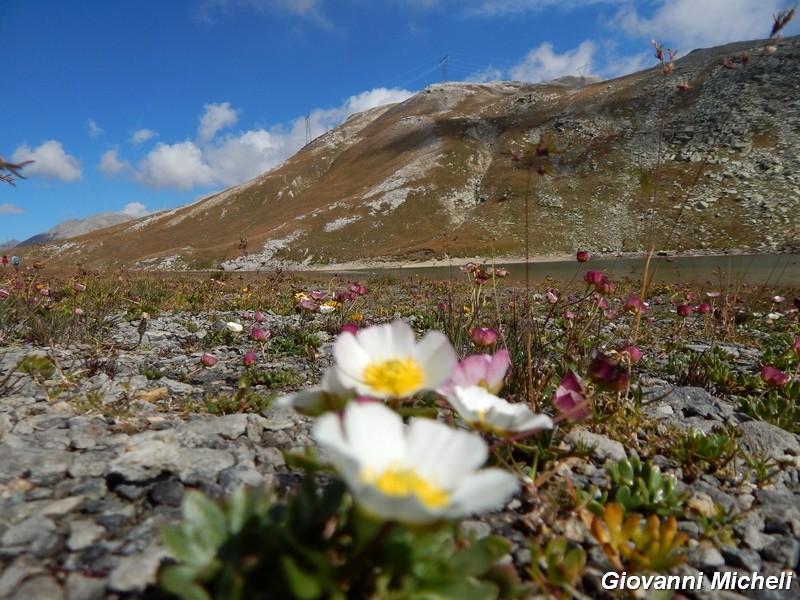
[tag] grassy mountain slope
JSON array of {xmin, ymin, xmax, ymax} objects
[{"xmin": 33, "ymin": 36, "xmax": 800, "ymax": 271}]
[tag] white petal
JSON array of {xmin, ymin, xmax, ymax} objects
[
  {"xmin": 515, "ymin": 413, "xmax": 554, "ymax": 432},
  {"xmin": 342, "ymin": 402, "xmax": 405, "ymax": 471},
  {"xmin": 334, "ymin": 333, "xmax": 373, "ymax": 388},
  {"xmin": 357, "ymin": 321, "xmax": 416, "ymax": 359},
  {"xmin": 415, "ymin": 330, "xmax": 458, "ymax": 388},
  {"xmin": 448, "ymin": 469, "xmax": 519, "ymax": 516},
  {"xmin": 405, "ymin": 419, "xmax": 487, "ymax": 488},
  {"xmin": 354, "ymin": 484, "xmax": 440, "ymax": 524},
  {"xmin": 445, "ymin": 391, "xmax": 480, "ymax": 422}
]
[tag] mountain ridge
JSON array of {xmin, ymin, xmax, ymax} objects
[{"xmin": 23, "ymin": 35, "xmax": 800, "ymax": 271}]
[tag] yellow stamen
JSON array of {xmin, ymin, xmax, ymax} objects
[
  {"xmin": 363, "ymin": 465, "xmax": 449, "ymax": 508},
  {"xmin": 363, "ymin": 357, "xmax": 424, "ymax": 397}
]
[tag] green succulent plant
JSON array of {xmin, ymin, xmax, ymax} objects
[{"xmin": 590, "ymin": 455, "xmax": 689, "ymax": 517}]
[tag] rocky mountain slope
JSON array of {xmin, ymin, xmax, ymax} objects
[
  {"xmin": 31, "ymin": 36, "xmax": 800, "ymax": 271},
  {"xmin": 16, "ymin": 213, "xmax": 135, "ymax": 248}
]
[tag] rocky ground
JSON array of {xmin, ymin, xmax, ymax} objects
[{"xmin": 0, "ymin": 310, "xmax": 798, "ymax": 599}]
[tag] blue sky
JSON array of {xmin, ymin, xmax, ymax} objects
[{"xmin": 2, "ymin": 0, "xmax": 797, "ymax": 244}]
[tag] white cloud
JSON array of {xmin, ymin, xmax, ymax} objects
[
  {"xmin": 131, "ymin": 129, "xmax": 156, "ymax": 144},
  {"xmin": 121, "ymin": 202, "xmax": 150, "ymax": 217},
  {"xmin": 99, "ymin": 149, "xmax": 133, "ymax": 177},
  {"xmin": 195, "ymin": 0, "xmax": 330, "ymax": 27},
  {"xmin": 87, "ymin": 120, "xmax": 104, "ymax": 139},
  {"xmin": 136, "ymin": 141, "xmax": 216, "ymax": 190},
  {"xmin": 510, "ymin": 40, "xmax": 597, "ymax": 82},
  {"xmin": 464, "ymin": 0, "xmax": 625, "ymax": 17},
  {"xmin": 0, "ymin": 203, "xmax": 25, "ymax": 215},
  {"xmin": 11, "ymin": 140, "xmax": 82, "ymax": 182},
  {"xmin": 110, "ymin": 88, "xmax": 412, "ymax": 191},
  {"xmin": 198, "ymin": 102, "xmax": 239, "ymax": 141},
  {"xmin": 205, "ymin": 129, "xmax": 283, "ymax": 186},
  {"xmin": 616, "ymin": 0, "xmax": 794, "ymax": 50}
]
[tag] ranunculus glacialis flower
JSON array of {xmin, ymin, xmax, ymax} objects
[
  {"xmin": 553, "ymin": 369, "xmax": 591, "ymax": 423},
  {"xmin": 446, "ymin": 385, "xmax": 553, "ymax": 435},
  {"xmin": 761, "ymin": 365, "xmax": 789, "ymax": 387},
  {"xmin": 313, "ymin": 401, "xmax": 519, "ymax": 524},
  {"xmin": 334, "ymin": 321, "xmax": 457, "ymax": 399},
  {"xmin": 438, "ymin": 350, "xmax": 510, "ymax": 396},
  {"xmin": 226, "ymin": 322, "xmax": 243, "ymax": 333}
]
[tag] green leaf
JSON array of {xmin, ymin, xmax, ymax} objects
[
  {"xmin": 281, "ymin": 555, "xmax": 322, "ymax": 600},
  {"xmin": 159, "ymin": 565, "xmax": 213, "ymax": 600},
  {"xmin": 226, "ymin": 486, "xmax": 251, "ymax": 534},
  {"xmin": 420, "ymin": 577, "xmax": 499, "ymax": 600},
  {"xmin": 283, "ymin": 447, "xmax": 330, "ymax": 473},
  {"xmin": 162, "ymin": 526, "xmax": 216, "ymax": 568},
  {"xmin": 449, "ymin": 536, "xmax": 510, "ymax": 577},
  {"xmin": 182, "ymin": 491, "xmax": 228, "ymax": 550}
]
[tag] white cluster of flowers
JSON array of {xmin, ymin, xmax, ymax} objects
[{"xmin": 279, "ymin": 321, "xmax": 553, "ymax": 525}]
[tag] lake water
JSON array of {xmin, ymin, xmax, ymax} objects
[{"xmin": 319, "ymin": 253, "xmax": 800, "ymax": 287}]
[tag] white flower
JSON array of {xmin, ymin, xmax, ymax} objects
[
  {"xmin": 226, "ymin": 321, "xmax": 244, "ymax": 333},
  {"xmin": 334, "ymin": 321, "xmax": 457, "ymax": 399},
  {"xmin": 276, "ymin": 369, "xmax": 354, "ymax": 416},
  {"xmin": 318, "ymin": 304, "xmax": 336, "ymax": 314},
  {"xmin": 314, "ymin": 402, "xmax": 518, "ymax": 524},
  {"xmin": 447, "ymin": 386, "xmax": 553, "ymax": 435}
]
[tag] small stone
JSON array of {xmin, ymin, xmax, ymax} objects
[
  {"xmin": 10, "ymin": 574, "xmax": 64, "ymax": 600},
  {"xmin": 148, "ymin": 479, "xmax": 185, "ymax": 507},
  {"xmin": 67, "ymin": 520, "xmax": 106, "ymax": 552}
]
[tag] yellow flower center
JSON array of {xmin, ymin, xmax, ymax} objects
[
  {"xmin": 363, "ymin": 357, "xmax": 424, "ymax": 397},
  {"xmin": 363, "ymin": 465, "xmax": 449, "ymax": 508}
]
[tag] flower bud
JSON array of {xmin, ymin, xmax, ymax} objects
[
  {"xmin": 761, "ymin": 365, "xmax": 788, "ymax": 387},
  {"xmin": 200, "ymin": 353, "xmax": 218, "ymax": 368},
  {"xmin": 469, "ymin": 327, "xmax": 499, "ymax": 347}
]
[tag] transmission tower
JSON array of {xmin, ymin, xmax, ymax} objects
[
  {"xmin": 439, "ymin": 54, "xmax": 449, "ymax": 82},
  {"xmin": 305, "ymin": 113, "xmax": 311, "ymax": 146}
]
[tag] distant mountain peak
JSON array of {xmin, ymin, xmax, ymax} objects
[{"xmin": 17, "ymin": 211, "xmax": 135, "ymax": 247}]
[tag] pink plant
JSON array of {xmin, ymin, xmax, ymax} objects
[
  {"xmin": 623, "ymin": 295, "xmax": 646, "ymax": 314},
  {"xmin": 695, "ymin": 303, "xmax": 711, "ymax": 315},
  {"xmin": 793, "ymin": 335, "xmax": 800, "ymax": 356},
  {"xmin": 439, "ymin": 349, "xmax": 510, "ymax": 396},
  {"xmin": 308, "ymin": 290, "xmax": 328, "ymax": 300},
  {"xmin": 340, "ymin": 323, "xmax": 359, "ymax": 336},
  {"xmin": 250, "ymin": 327, "xmax": 270, "ymax": 342},
  {"xmin": 587, "ymin": 349, "xmax": 630, "ymax": 392},
  {"xmin": 584, "ymin": 270, "xmax": 603, "ymax": 285},
  {"xmin": 595, "ymin": 276, "xmax": 616, "ymax": 295},
  {"xmin": 761, "ymin": 365, "xmax": 789, "ymax": 387},
  {"xmin": 576, "ymin": 250, "xmax": 590, "ymax": 263},
  {"xmin": 254, "ymin": 311, "xmax": 266, "ymax": 323},
  {"xmin": 676, "ymin": 304, "xmax": 693, "ymax": 318},
  {"xmin": 621, "ymin": 343, "xmax": 643, "ymax": 364},
  {"xmin": 0, "ymin": 289, "xmax": 9, "ymax": 298},
  {"xmin": 553, "ymin": 370, "xmax": 591, "ymax": 423},
  {"xmin": 73, "ymin": 283, "xmax": 86, "ymax": 292},
  {"xmin": 243, "ymin": 352, "xmax": 257, "ymax": 368},
  {"xmin": 469, "ymin": 327, "xmax": 499, "ymax": 348},
  {"xmin": 200, "ymin": 353, "xmax": 218, "ymax": 368},
  {"xmin": 296, "ymin": 298, "xmax": 318, "ymax": 312}
]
